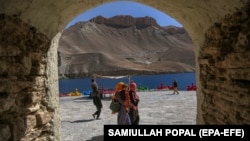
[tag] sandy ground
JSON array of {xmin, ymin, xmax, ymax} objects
[{"xmin": 59, "ymin": 90, "xmax": 197, "ymax": 141}]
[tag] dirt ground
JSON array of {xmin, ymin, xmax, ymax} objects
[{"xmin": 59, "ymin": 90, "xmax": 197, "ymax": 141}]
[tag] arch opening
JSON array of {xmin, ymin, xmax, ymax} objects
[
  {"xmin": 58, "ymin": 1, "xmax": 197, "ymax": 140},
  {"xmin": 0, "ymin": 0, "xmax": 249, "ymax": 141}
]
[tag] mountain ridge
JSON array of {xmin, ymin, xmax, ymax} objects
[{"xmin": 58, "ymin": 15, "xmax": 195, "ymax": 78}]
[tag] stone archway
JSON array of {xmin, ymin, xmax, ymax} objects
[{"xmin": 0, "ymin": 0, "xmax": 249, "ymax": 140}]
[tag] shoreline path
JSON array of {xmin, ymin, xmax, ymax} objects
[{"xmin": 60, "ymin": 91, "xmax": 197, "ymax": 141}]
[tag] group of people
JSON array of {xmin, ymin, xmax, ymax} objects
[
  {"xmin": 90, "ymin": 78, "xmax": 140, "ymax": 125},
  {"xmin": 112, "ymin": 81, "xmax": 140, "ymax": 125},
  {"xmin": 90, "ymin": 78, "xmax": 179, "ymax": 124}
]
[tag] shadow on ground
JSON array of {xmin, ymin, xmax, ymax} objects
[
  {"xmin": 70, "ymin": 119, "xmax": 95, "ymax": 123},
  {"xmin": 86, "ymin": 135, "xmax": 103, "ymax": 141}
]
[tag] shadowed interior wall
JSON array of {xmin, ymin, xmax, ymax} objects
[
  {"xmin": 0, "ymin": 14, "xmax": 59, "ymax": 141},
  {"xmin": 199, "ymin": 7, "xmax": 250, "ymax": 124}
]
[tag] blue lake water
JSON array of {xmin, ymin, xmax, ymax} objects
[{"xmin": 59, "ymin": 72, "xmax": 196, "ymax": 93}]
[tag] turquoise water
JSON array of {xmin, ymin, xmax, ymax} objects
[{"xmin": 59, "ymin": 72, "xmax": 196, "ymax": 93}]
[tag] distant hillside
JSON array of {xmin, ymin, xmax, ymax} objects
[{"xmin": 58, "ymin": 15, "xmax": 195, "ymax": 78}]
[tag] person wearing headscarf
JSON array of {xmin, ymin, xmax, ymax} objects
[
  {"xmin": 129, "ymin": 81, "xmax": 140, "ymax": 125},
  {"xmin": 116, "ymin": 83, "xmax": 131, "ymax": 125},
  {"xmin": 111, "ymin": 82, "xmax": 124, "ymax": 114}
]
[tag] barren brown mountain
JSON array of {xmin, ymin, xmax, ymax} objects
[{"xmin": 58, "ymin": 15, "xmax": 195, "ymax": 78}]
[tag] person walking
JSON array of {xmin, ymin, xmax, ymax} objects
[
  {"xmin": 116, "ymin": 83, "xmax": 131, "ymax": 125},
  {"xmin": 91, "ymin": 78, "xmax": 102, "ymax": 120},
  {"xmin": 128, "ymin": 81, "xmax": 140, "ymax": 125},
  {"xmin": 172, "ymin": 80, "xmax": 179, "ymax": 95},
  {"xmin": 110, "ymin": 82, "xmax": 124, "ymax": 114}
]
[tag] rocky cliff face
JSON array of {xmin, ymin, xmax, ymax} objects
[
  {"xmin": 58, "ymin": 15, "xmax": 195, "ymax": 78},
  {"xmin": 89, "ymin": 15, "xmax": 160, "ymax": 29}
]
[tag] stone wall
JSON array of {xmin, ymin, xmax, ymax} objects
[
  {"xmin": 0, "ymin": 14, "xmax": 58, "ymax": 141},
  {"xmin": 199, "ymin": 4, "xmax": 250, "ymax": 124}
]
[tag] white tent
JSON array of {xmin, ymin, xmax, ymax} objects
[{"xmin": 93, "ymin": 74, "xmax": 132, "ymax": 88}]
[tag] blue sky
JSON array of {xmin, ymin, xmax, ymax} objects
[{"xmin": 66, "ymin": 1, "xmax": 182, "ymax": 28}]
